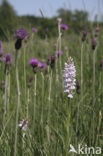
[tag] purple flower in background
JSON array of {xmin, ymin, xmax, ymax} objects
[
  {"xmin": 0, "ymin": 51, "xmax": 3, "ymax": 57},
  {"xmin": 32, "ymin": 28, "xmax": 38, "ymax": 33},
  {"xmin": 3, "ymin": 53, "xmax": 12, "ymax": 65},
  {"xmin": 95, "ymin": 27, "xmax": 100, "ymax": 37},
  {"xmin": 76, "ymin": 81, "xmax": 81, "ymax": 94},
  {"xmin": 0, "ymin": 41, "xmax": 4, "ymax": 57},
  {"xmin": 47, "ymin": 55, "xmax": 56, "ymax": 68},
  {"xmin": 63, "ymin": 57, "xmax": 76, "ymax": 98},
  {"xmin": 60, "ymin": 24, "xmax": 68, "ymax": 30},
  {"xmin": 38, "ymin": 62, "xmax": 47, "ymax": 69},
  {"xmin": 56, "ymin": 51, "xmax": 63, "ymax": 57},
  {"xmin": 29, "ymin": 58, "xmax": 39, "ymax": 68},
  {"xmin": 0, "ymin": 41, "xmax": 3, "ymax": 51},
  {"xmin": 99, "ymin": 60, "xmax": 103, "ymax": 70},
  {"xmin": 91, "ymin": 39, "xmax": 97, "ymax": 50},
  {"xmin": 15, "ymin": 28, "xmax": 28, "ymax": 40},
  {"xmin": 46, "ymin": 28, "xmax": 49, "ymax": 33},
  {"xmin": 47, "ymin": 56, "xmax": 51, "ymax": 65},
  {"xmin": 96, "ymin": 27, "xmax": 100, "ymax": 33},
  {"xmin": 82, "ymin": 30, "xmax": 88, "ymax": 42}
]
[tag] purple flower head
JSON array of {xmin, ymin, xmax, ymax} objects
[
  {"xmin": 0, "ymin": 41, "xmax": 4, "ymax": 57},
  {"xmin": 51, "ymin": 55, "xmax": 56, "ymax": 61},
  {"xmin": 3, "ymin": 53, "xmax": 12, "ymax": 65},
  {"xmin": 32, "ymin": 28, "xmax": 38, "ymax": 33},
  {"xmin": 0, "ymin": 51, "xmax": 4, "ymax": 57},
  {"xmin": 96, "ymin": 27, "xmax": 100, "ymax": 33},
  {"xmin": 60, "ymin": 24, "xmax": 68, "ymax": 30},
  {"xmin": 15, "ymin": 28, "xmax": 28, "ymax": 40},
  {"xmin": 47, "ymin": 56, "xmax": 51, "ymax": 65},
  {"xmin": 0, "ymin": 41, "xmax": 3, "ymax": 51},
  {"xmin": 51, "ymin": 55, "xmax": 56, "ymax": 68},
  {"xmin": 38, "ymin": 62, "xmax": 47, "ymax": 69},
  {"xmin": 99, "ymin": 60, "xmax": 103, "ymax": 70},
  {"xmin": 46, "ymin": 28, "xmax": 49, "ymax": 33},
  {"xmin": 91, "ymin": 39, "xmax": 97, "ymax": 50},
  {"xmin": 29, "ymin": 58, "xmax": 39, "ymax": 68},
  {"xmin": 47, "ymin": 55, "xmax": 56, "ymax": 68},
  {"xmin": 82, "ymin": 30, "xmax": 88, "ymax": 42},
  {"xmin": 56, "ymin": 51, "xmax": 63, "ymax": 56},
  {"xmin": 76, "ymin": 81, "xmax": 81, "ymax": 94}
]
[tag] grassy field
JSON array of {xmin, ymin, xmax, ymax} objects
[{"xmin": 0, "ymin": 24, "xmax": 103, "ymax": 156}]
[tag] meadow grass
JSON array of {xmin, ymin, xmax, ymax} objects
[{"xmin": 0, "ymin": 27, "xmax": 103, "ymax": 156}]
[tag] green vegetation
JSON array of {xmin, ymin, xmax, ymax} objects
[{"xmin": 0, "ymin": 0, "xmax": 103, "ymax": 156}]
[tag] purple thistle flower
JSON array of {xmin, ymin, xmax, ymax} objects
[
  {"xmin": 0, "ymin": 41, "xmax": 4, "ymax": 57},
  {"xmin": 60, "ymin": 24, "xmax": 68, "ymax": 30},
  {"xmin": 56, "ymin": 51, "xmax": 63, "ymax": 56},
  {"xmin": 99, "ymin": 60, "xmax": 103, "ymax": 70},
  {"xmin": 82, "ymin": 30, "xmax": 88, "ymax": 42},
  {"xmin": 0, "ymin": 41, "xmax": 3, "ymax": 51},
  {"xmin": 29, "ymin": 58, "xmax": 39, "ymax": 68},
  {"xmin": 3, "ymin": 53, "xmax": 12, "ymax": 65},
  {"xmin": 63, "ymin": 57, "xmax": 76, "ymax": 98},
  {"xmin": 32, "ymin": 28, "xmax": 38, "ymax": 33},
  {"xmin": 0, "ymin": 51, "xmax": 4, "ymax": 57},
  {"xmin": 38, "ymin": 62, "xmax": 47, "ymax": 69},
  {"xmin": 76, "ymin": 81, "xmax": 81, "ymax": 94},
  {"xmin": 46, "ymin": 28, "xmax": 49, "ymax": 33},
  {"xmin": 47, "ymin": 55, "xmax": 56, "ymax": 68},
  {"xmin": 96, "ymin": 27, "xmax": 100, "ymax": 33},
  {"xmin": 15, "ymin": 28, "xmax": 28, "ymax": 40},
  {"xmin": 91, "ymin": 39, "xmax": 97, "ymax": 50}
]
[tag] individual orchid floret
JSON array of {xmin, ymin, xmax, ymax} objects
[
  {"xmin": 63, "ymin": 57, "xmax": 76, "ymax": 98},
  {"xmin": 19, "ymin": 118, "xmax": 28, "ymax": 131}
]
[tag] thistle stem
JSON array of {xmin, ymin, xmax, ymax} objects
[
  {"xmin": 40, "ymin": 72, "xmax": 44, "ymax": 140},
  {"xmin": 3, "ymin": 68, "xmax": 8, "ymax": 128},
  {"xmin": 92, "ymin": 48, "xmax": 96, "ymax": 144},
  {"xmin": 47, "ymin": 70, "xmax": 52, "ymax": 142},
  {"xmin": 33, "ymin": 74, "xmax": 37, "ymax": 132},
  {"xmin": 14, "ymin": 51, "xmax": 21, "ymax": 156},
  {"xmin": 24, "ymin": 45, "xmax": 27, "ymax": 115}
]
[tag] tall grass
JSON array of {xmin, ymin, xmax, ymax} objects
[{"xmin": 0, "ymin": 24, "xmax": 103, "ymax": 156}]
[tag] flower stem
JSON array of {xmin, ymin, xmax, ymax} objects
[
  {"xmin": 14, "ymin": 51, "xmax": 21, "ymax": 156},
  {"xmin": 33, "ymin": 74, "xmax": 37, "ymax": 132},
  {"xmin": 24, "ymin": 45, "xmax": 27, "ymax": 114},
  {"xmin": 65, "ymin": 99, "xmax": 70, "ymax": 156},
  {"xmin": 81, "ymin": 43, "xmax": 84, "ymax": 101},
  {"xmin": 3, "ymin": 68, "xmax": 8, "ymax": 128},
  {"xmin": 47, "ymin": 70, "xmax": 52, "ymax": 142},
  {"xmin": 92, "ymin": 48, "xmax": 96, "ymax": 144},
  {"xmin": 40, "ymin": 72, "xmax": 44, "ymax": 139}
]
